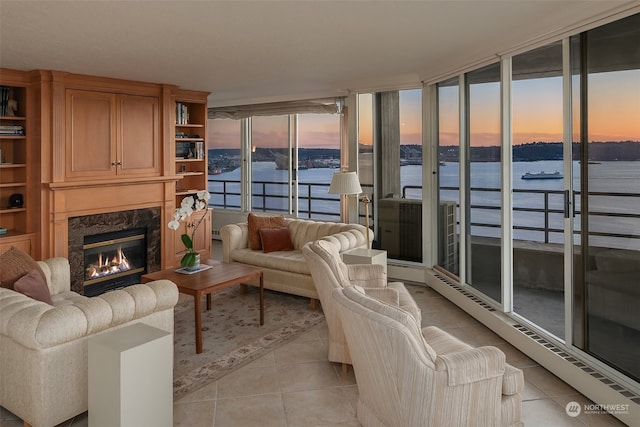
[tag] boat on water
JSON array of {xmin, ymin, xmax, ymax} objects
[{"xmin": 521, "ymin": 171, "xmax": 563, "ymax": 180}]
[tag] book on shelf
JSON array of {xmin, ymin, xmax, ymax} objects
[
  {"xmin": 195, "ymin": 141, "xmax": 204, "ymax": 159},
  {"xmin": 0, "ymin": 125, "xmax": 25, "ymax": 136},
  {"xmin": 175, "ymin": 102, "xmax": 189, "ymax": 125},
  {"xmin": 0, "ymin": 86, "xmax": 8, "ymax": 116},
  {"xmin": 176, "ymin": 140, "xmax": 205, "ymax": 160}
]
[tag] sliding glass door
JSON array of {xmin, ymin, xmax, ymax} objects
[
  {"xmin": 433, "ymin": 12, "xmax": 640, "ymax": 384},
  {"xmin": 573, "ymin": 14, "xmax": 640, "ymax": 382},
  {"xmin": 511, "ymin": 41, "xmax": 565, "ymax": 339},
  {"xmin": 465, "ymin": 63, "xmax": 502, "ymax": 303},
  {"xmin": 436, "ymin": 78, "xmax": 460, "ymax": 275}
]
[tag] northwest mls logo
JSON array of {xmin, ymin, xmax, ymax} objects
[
  {"xmin": 565, "ymin": 401, "xmax": 581, "ymax": 417},
  {"xmin": 565, "ymin": 401, "xmax": 630, "ymax": 417}
]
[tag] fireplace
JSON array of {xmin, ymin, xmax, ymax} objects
[
  {"xmin": 68, "ymin": 207, "xmax": 161, "ymax": 295},
  {"xmin": 82, "ymin": 228, "xmax": 147, "ymax": 297}
]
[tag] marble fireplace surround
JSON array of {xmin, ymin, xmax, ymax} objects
[
  {"xmin": 67, "ymin": 208, "xmax": 161, "ymax": 294},
  {"xmin": 46, "ymin": 178, "xmax": 178, "ymax": 291}
]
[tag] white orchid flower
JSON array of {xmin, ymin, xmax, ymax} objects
[
  {"xmin": 168, "ymin": 191, "xmax": 211, "ymax": 268},
  {"xmin": 197, "ymin": 190, "xmax": 211, "ymax": 201},
  {"xmin": 180, "ymin": 205, "xmax": 194, "ymax": 217},
  {"xmin": 181, "ymin": 196, "xmax": 195, "ymax": 209}
]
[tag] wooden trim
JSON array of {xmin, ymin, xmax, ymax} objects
[
  {"xmin": 49, "ymin": 71, "xmax": 163, "ymax": 97},
  {"xmin": 172, "ymin": 88, "xmax": 210, "ymax": 104},
  {"xmin": 48, "ymin": 175, "xmax": 182, "ymax": 190}
]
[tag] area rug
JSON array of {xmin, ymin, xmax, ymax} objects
[{"xmin": 172, "ymin": 285, "xmax": 325, "ymax": 399}]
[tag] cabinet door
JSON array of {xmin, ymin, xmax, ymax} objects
[
  {"xmin": 0, "ymin": 235, "xmax": 32, "ymax": 256},
  {"xmin": 174, "ymin": 209, "xmax": 211, "ymax": 265},
  {"xmin": 118, "ymin": 95, "xmax": 160, "ymax": 176},
  {"xmin": 66, "ymin": 90, "xmax": 117, "ymax": 179},
  {"xmin": 193, "ymin": 209, "xmax": 211, "ymax": 259}
]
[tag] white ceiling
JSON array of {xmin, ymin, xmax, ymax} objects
[{"xmin": 1, "ymin": 1, "xmax": 638, "ymax": 107}]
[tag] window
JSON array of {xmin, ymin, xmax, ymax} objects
[
  {"xmin": 437, "ymin": 77, "xmax": 460, "ymax": 275},
  {"xmin": 359, "ymin": 89, "xmax": 423, "ymax": 262},
  {"xmin": 432, "ymin": 12, "xmax": 640, "ymax": 384},
  {"xmin": 465, "ymin": 62, "xmax": 502, "ymax": 302},
  {"xmin": 208, "ymin": 118, "xmax": 242, "ymax": 209},
  {"xmin": 208, "ymin": 110, "xmax": 342, "ymax": 220}
]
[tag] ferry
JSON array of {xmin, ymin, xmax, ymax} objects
[{"xmin": 521, "ymin": 171, "xmax": 563, "ymax": 180}]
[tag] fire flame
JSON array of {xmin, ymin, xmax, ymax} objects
[{"xmin": 86, "ymin": 247, "xmax": 132, "ymax": 279}]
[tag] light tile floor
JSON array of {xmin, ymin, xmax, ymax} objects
[{"xmin": 0, "ymin": 284, "xmax": 628, "ymax": 427}]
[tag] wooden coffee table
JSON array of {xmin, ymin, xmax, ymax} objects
[{"xmin": 141, "ymin": 262, "xmax": 264, "ymax": 354}]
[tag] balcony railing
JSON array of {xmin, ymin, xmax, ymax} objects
[
  {"xmin": 208, "ymin": 179, "xmax": 342, "ymax": 219},
  {"xmin": 209, "ymin": 178, "xmax": 640, "ymax": 243}
]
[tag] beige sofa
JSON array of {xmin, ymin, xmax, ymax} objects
[
  {"xmin": 221, "ymin": 217, "xmax": 372, "ymax": 301},
  {"xmin": 0, "ymin": 257, "xmax": 179, "ymax": 427}
]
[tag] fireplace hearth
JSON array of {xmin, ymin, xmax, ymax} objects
[{"xmin": 68, "ymin": 208, "xmax": 161, "ymax": 295}]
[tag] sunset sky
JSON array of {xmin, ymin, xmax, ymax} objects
[{"xmin": 209, "ymin": 69, "xmax": 639, "ymax": 150}]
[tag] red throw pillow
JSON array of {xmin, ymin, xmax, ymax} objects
[
  {"xmin": 0, "ymin": 246, "xmax": 47, "ymax": 290},
  {"xmin": 259, "ymin": 227, "xmax": 295, "ymax": 253},
  {"xmin": 247, "ymin": 213, "xmax": 287, "ymax": 250},
  {"xmin": 13, "ymin": 269, "xmax": 53, "ymax": 305}
]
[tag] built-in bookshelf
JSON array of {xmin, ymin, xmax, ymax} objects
[
  {"xmin": 0, "ymin": 75, "xmax": 36, "ymax": 256},
  {"xmin": 174, "ymin": 97, "xmax": 207, "ymax": 202},
  {"xmin": 173, "ymin": 90, "xmax": 211, "ymax": 265}
]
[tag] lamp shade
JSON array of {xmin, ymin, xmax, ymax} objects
[{"xmin": 328, "ymin": 171, "xmax": 362, "ymax": 195}]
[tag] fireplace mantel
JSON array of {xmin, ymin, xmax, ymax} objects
[
  {"xmin": 45, "ymin": 179, "xmax": 177, "ymax": 268},
  {"xmin": 48, "ymin": 175, "xmax": 182, "ymax": 190}
]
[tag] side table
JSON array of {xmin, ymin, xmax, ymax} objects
[
  {"xmin": 342, "ymin": 248, "xmax": 388, "ymax": 274},
  {"xmin": 88, "ymin": 323, "xmax": 173, "ymax": 427}
]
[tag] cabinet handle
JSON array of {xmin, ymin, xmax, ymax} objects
[{"xmin": 111, "ymin": 161, "xmax": 117, "ymax": 167}]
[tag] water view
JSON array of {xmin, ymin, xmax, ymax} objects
[{"xmin": 208, "ymin": 159, "xmax": 640, "ymax": 250}]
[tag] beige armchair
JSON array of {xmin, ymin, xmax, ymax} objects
[
  {"xmin": 0, "ymin": 257, "xmax": 179, "ymax": 427},
  {"xmin": 333, "ymin": 285, "xmax": 524, "ymax": 427},
  {"xmin": 302, "ymin": 239, "xmax": 421, "ymax": 365}
]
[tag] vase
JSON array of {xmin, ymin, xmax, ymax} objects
[{"xmin": 184, "ymin": 253, "xmax": 201, "ymax": 271}]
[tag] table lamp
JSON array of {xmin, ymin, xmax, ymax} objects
[{"xmin": 328, "ymin": 171, "xmax": 371, "ymax": 248}]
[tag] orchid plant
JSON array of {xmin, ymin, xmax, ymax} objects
[{"xmin": 168, "ymin": 190, "xmax": 211, "ymax": 268}]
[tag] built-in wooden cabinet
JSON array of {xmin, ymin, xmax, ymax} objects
[
  {"xmin": 0, "ymin": 72, "xmax": 37, "ymax": 257},
  {"xmin": 65, "ymin": 89, "xmax": 160, "ymax": 180},
  {"xmin": 1, "ymin": 68, "xmax": 211, "ymax": 265},
  {"xmin": 173, "ymin": 89, "xmax": 211, "ymax": 263},
  {"xmin": 0, "ymin": 236, "xmax": 32, "ymax": 255}
]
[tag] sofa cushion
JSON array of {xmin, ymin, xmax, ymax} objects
[
  {"xmin": 260, "ymin": 227, "xmax": 295, "ymax": 253},
  {"xmin": 231, "ymin": 248, "xmax": 311, "ymax": 275},
  {"xmin": 0, "ymin": 246, "xmax": 47, "ymax": 290},
  {"xmin": 13, "ymin": 269, "xmax": 53, "ymax": 305},
  {"xmin": 247, "ymin": 213, "xmax": 287, "ymax": 250}
]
